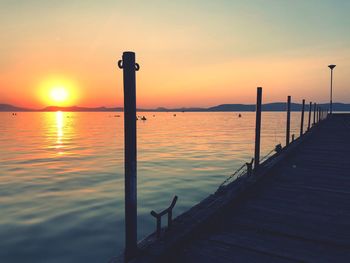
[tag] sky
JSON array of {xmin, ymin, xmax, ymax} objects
[{"xmin": 0, "ymin": 0, "xmax": 349, "ymax": 108}]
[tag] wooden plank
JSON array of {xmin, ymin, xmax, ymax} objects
[
  {"xmin": 128, "ymin": 115, "xmax": 350, "ymax": 263},
  {"xmin": 209, "ymin": 227, "xmax": 350, "ymax": 263}
]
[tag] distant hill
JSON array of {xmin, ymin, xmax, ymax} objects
[
  {"xmin": 0, "ymin": 104, "xmax": 31, "ymax": 112},
  {"xmin": 208, "ymin": 102, "xmax": 350, "ymax": 112},
  {"xmin": 41, "ymin": 106, "xmax": 123, "ymax": 112},
  {"xmin": 1, "ymin": 103, "xmax": 350, "ymax": 112}
]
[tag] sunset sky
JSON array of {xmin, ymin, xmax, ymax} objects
[{"xmin": 1, "ymin": 0, "xmax": 349, "ymax": 108}]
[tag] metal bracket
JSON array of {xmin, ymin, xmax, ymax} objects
[
  {"xmin": 117, "ymin": 60, "xmax": 123, "ymax": 69},
  {"xmin": 117, "ymin": 59, "xmax": 140, "ymax": 71},
  {"xmin": 150, "ymin": 196, "xmax": 178, "ymax": 238}
]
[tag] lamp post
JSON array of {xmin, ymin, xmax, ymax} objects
[{"xmin": 328, "ymin": 64, "xmax": 336, "ymax": 114}]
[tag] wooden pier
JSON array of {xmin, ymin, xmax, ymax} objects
[
  {"xmin": 115, "ymin": 51, "xmax": 348, "ymax": 263},
  {"xmin": 119, "ymin": 113, "xmax": 350, "ymax": 263}
]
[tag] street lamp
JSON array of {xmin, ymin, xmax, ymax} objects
[{"xmin": 328, "ymin": 64, "xmax": 336, "ymax": 114}]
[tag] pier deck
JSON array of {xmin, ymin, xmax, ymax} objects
[{"xmin": 128, "ymin": 114, "xmax": 350, "ymax": 263}]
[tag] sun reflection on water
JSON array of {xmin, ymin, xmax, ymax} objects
[{"xmin": 56, "ymin": 111, "xmax": 64, "ymax": 154}]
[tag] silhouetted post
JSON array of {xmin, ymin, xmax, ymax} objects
[
  {"xmin": 118, "ymin": 51, "xmax": 140, "ymax": 261},
  {"xmin": 286, "ymin": 96, "xmax": 291, "ymax": 146},
  {"xmin": 313, "ymin": 103, "xmax": 316, "ymax": 125},
  {"xmin": 318, "ymin": 107, "xmax": 321, "ymax": 122},
  {"xmin": 307, "ymin": 102, "xmax": 312, "ymax": 130},
  {"xmin": 300, "ymin": 99, "xmax": 305, "ymax": 137},
  {"xmin": 254, "ymin": 87, "xmax": 262, "ymax": 170},
  {"xmin": 328, "ymin": 64, "xmax": 336, "ymax": 114}
]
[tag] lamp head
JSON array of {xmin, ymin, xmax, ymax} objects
[{"xmin": 328, "ymin": 64, "xmax": 336, "ymax": 70}]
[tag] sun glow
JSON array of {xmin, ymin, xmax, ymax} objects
[
  {"xmin": 50, "ymin": 87, "xmax": 69, "ymax": 103},
  {"xmin": 38, "ymin": 77, "xmax": 79, "ymax": 107}
]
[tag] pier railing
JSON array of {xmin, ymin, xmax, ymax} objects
[{"xmin": 117, "ymin": 51, "xmax": 330, "ymax": 262}]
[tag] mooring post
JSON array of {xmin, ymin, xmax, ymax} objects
[
  {"xmin": 286, "ymin": 96, "xmax": 291, "ymax": 146},
  {"xmin": 307, "ymin": 102, "xmax": 312, "ymax": 130},
  {"xmin": 300, "ymin": 99, "xmax": 305, "ymax": 137},
  {"xmin": 118, "ymin": 51, "xmax": 140, "ymax": 261},
  {"xmin": 254, "ymin": 87, "xmax": 262, "ymax": 170},
  {"xmin": 313, "ymin": 103, "xmax": 316, "ymax": 125}
]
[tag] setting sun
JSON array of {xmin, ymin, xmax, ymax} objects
[
  {"xmin": 38, "ymin": 77, "xmax": 79, "ymax": 107},
  {"xmin": 50, "ymin": 87, "xmax": 69, "ymax": 103}
]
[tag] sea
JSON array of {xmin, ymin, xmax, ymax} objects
[{"xmin": 0, "ymin": 111, "xmax": 308, "ymax": 262}]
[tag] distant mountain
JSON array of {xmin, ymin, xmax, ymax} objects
[
  {"xmin": 41, "ymin": 106, "xmax": 123, "ymax": 112},
  {"xmin": 0, "ymin": 104, "xmax": 31, "ymax": 112},
  {"xmin": 208, "ymin": 102, "xmax": 350, "ymax": 112},
  {"xmin": 1, "ymin": 103, "xmax": 350, "ymax": 112}
]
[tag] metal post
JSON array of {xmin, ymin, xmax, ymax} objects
[
  {"xmin": 328, "ymin": 65, "xmax": 336, "ymax": 114},
  {"xmin": 313, "ymin": 103, "xmax": 316, "ymax": 125},
  {"xmin": 307, "ymin": 102, "xmax": 312, "ymax": 130},
  {"xmin": 330, "ymin": 69, "xmax": 333, "ymax": 114},
  {"xmin": 300, "ymin": 99, "xmax": 305, "ymax": 137},
  {"xmin": 118, "ymin": 51, "xmax": 140, "ymax": 261},
  {"xmin": 254, "ymin": 87, "xmax": 262, "ymax": 170},
  {"xmin": 286, "ymin": 96, "xmax": 291, "ymax": 146},
  {"xmin": 318, "ymin": 107, "xmax": 321, "ymax": 123}
]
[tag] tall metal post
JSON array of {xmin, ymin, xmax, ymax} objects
[
  {"xmin": 254, "ymin": 87, "xmax": 262, "ymax": 170},
  {"xmin": 307, "ymin": 102, "xmax": 312, "ymax": 130},
  {"xmin": 118, "ymin": 51, "xmax": 140, "ymax": 261},
  {"xmin": 313, "ymin": 103, "xmax": 316, "ymax": 125},
  {"xmin": 328, "ymin": 64, "xmax": 336, "ymax": 114},
  {"xmin": 286, "ymin": 96, "xmax": 291, "ymax": 146},
  {"xmin": 300, "ymin": 99, "xmax": 305, "ymax": 137}
]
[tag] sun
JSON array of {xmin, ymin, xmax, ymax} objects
[
  {"xmin": 50, "ymin": 87, "xmax": 69, "ymax": 103},
  {"xmin": 38, "ymin": 76, "xmax": 79, "ymax": 107}
]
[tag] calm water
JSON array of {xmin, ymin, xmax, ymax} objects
[{"xmin": 0, "ymin": 111, "xmax": 308, "ymax": 262}]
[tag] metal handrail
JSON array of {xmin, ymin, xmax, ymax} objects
[{"xmin": 150, "ymin": 196, "xmax": 178, "ymax": 238}]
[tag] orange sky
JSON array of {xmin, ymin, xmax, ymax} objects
[{"xmin": 1, "ymin": 1, "xmax": 349, "ymax": 108}]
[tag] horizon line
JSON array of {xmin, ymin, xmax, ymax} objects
[{"xmin": 1, "ymin": 101, "xmax": 348, "ymax": 110}]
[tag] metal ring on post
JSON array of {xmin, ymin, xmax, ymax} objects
[
  {"xmin": 135, "ymin": 63, "xmax": 140, "ymax": 71},
  {"xmin": 118, "ymin": 60, "xmax": 123, "ymax": 69}
]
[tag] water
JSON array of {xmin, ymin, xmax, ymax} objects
[{"xmin": 0, "ymin": 111, "xmax": 308, "ymax": 262}]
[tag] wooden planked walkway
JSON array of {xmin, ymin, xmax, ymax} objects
[
  {"xmin": 125, "ymin": 114, "xmax": 350, "ymax": 263},
  {"xmin": 173, "ymin": 114, "xmax": 350, "ymax": 262}
]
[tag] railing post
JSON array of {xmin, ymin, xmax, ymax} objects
[
  {"xmin": 313, "ymin": 103, "xmax": 316, "ymax": 125},
  {"xmin": 318, "ymin": 107, "xmax": 321, "ymax": 122},
  {"xmin": 286, "ymin": 96, "xmax": 291, "ymax": 146},
  {"xmin": 300, "ymin": 99, "xmax": 305, "ymax": 137},
  {"xmin": 254, "ymin": 87, "xmax": 262, "ymax": 170},
  {"xmin": 118, "ymin": 51, "xmax": 140, "ymax": 261},
  {"xmin": 307, "ymin": 102, "xmax": 312, "ymax": 130}
]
